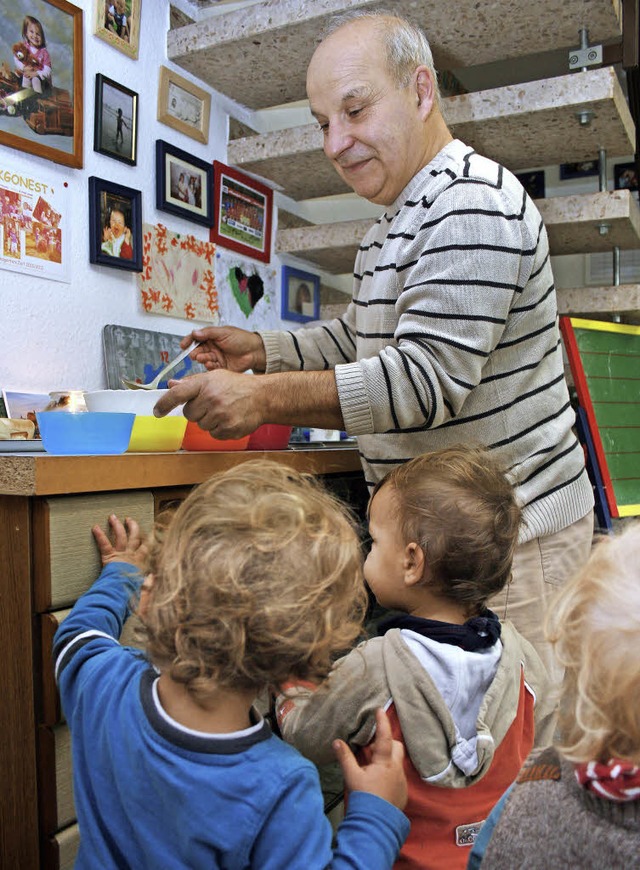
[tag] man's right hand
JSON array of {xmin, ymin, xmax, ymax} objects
[{"xmin": 180, "ymin": 326, "xmax": 267, "ymax": 374}]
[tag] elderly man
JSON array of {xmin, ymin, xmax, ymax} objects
[{"xmin": 155, "ymin": 11, "xmax": 593, "ymax": 675}]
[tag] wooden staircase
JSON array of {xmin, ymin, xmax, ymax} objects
[{"xmin": 168, "ymin": 0, "xmax": 639, "ymax": 320}]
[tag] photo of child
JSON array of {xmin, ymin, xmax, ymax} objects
[
  {"xmin": 100, "ymin": 195, "xmax": 133, "ymax": 260},
  {"xmin": 105, "ymin": 0, "xmax": 130, "ymax": 43},
  {"xmin": 96, "ymin": 76, "xmax": 136, "ymax": 162},
  {"xmin": 13, "ymin": 15, "xmax": 51, "ymax": 94}
]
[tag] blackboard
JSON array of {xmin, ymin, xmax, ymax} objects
[{"xmin": 560, "ymin": 317, "xmax": 640, "ymax": 518}]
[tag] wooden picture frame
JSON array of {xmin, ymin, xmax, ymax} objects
[
  {"xmin": 88, "ymin": 176, "xmax": 142, "ymax": 272},
  {"xmin": 93, "ymin": 0, "xmax": 141, "ymax": 60},
  {"xmin": 157, "ymin": 66, "xmax": 210, "ymax": 145},
  {"xmin": 211, "ymin": 161, "xmax": 273, "ymax": 264},
  {"xmin": 155, "ymin": 139, "xmax": 213, "ymax": 227},
  {"xmin": 281, "ymin": 265, "xmax": 320, "ymax": 323},
  {"xmin": 0, "ymin": 0, "xmax": 83, "ymax": 168},
  {"xmin": 94, "ymin": 73, "xmax": 138, "ymax": 165}
]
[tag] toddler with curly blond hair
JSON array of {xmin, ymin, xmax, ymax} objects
[
  {"xmin": 54, "ymin": 460, "xmax": 409, "ymax": 869},
  {"xmin": 469, "ymin": 521, "xmax": 640, "ymax": 868}
]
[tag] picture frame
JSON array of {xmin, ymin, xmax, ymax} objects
[
  {"xmin": 515, "ymin": 170, "xmax": 545, "ymax": 200},
  {"xmin": 88, "ymin": 176, "xmax": 142, "ymax": 272},
  {"xmin": 93, "ymin": 0, "xmax": 140, "ymax": 61},
  {"xmin": 614, "ymin": 161, "xmax": 639, "ymax": 193},
  {"xmin": 559, "ymin": 160, "xmax": 599, "ymax": 180},
  {"xmin": 211, "ymin": 161, "xmax": 274, "ymax": 264},
  {"xmin": 281, "ymin": 265, "xmax": 320, "ymax": 323},
  {"xmin": 155, "ymin": 139, "xmax": 213, "ymax": 227},
  {"xmin": 94, "ymin": 73, "xmax": 138, "ymax": 165},
  {"xmin": 157, "ymin": 66, "xmax": 211, "ymax": 145},
  {"xmin": 0, "ymin": 0, "xmax": 83, "ymax": 169}
]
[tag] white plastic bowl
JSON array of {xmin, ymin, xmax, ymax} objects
[{"xmin": 83, "ymin": 389, "xmax": 184, "ymax": 417}]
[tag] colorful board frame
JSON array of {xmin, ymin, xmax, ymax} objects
[{"xmin": 560, "ymin": 317, "xmax": 640, "ymax": 518}]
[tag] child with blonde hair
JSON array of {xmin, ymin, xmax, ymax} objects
[
  {"xmin": 469, "ymin": 521, "xmax": 640, "ymax": 868},
  {"xmin": 277, "ymin": 445, "xmax": 555, "ymax": 869},
  {"xmin": 54, "ymin": 460, "xmax": 409, "ymax": 869}
]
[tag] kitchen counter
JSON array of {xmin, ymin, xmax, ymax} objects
[
  {"xmin": 0, "ymin": 445, "xmax": 362, "ymax": 496},
  {"xmin": 0, "ymin": 445, "xmax": 364, "ymax": 869}
]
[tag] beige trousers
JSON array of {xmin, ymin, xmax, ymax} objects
[{"xmin": 490, "ymin": 511, "xmax": 594, "ymax": 685}]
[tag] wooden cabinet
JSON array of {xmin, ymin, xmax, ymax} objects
[{"xmin": 0, "ymin": 448, "xmax": 362, "ymax": 869}]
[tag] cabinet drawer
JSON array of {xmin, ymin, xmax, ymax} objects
[
  {"xmin": 38, "ymin": 724, "xmax": 74, "ymax": 836},
  {"xmin": 43, "ymin": 822, "xmax": 80, "ymax": 870},
  {"xmin": 40, "ymin": 609, "xmax": 145, "ymax": 726},
  {"xmin": 33, "ymin": 492, "xmax": 154, "ymax": 612}
]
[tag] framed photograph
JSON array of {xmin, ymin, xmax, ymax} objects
[
  {"xmin": 88, "ymin": 176, "xmax": 142, "ymax": 272},
  {"xmin": 0, "ymin": 0, "xmax": 83, "ymax": 169},
  {"xmin": 515, "ymin": 170, "xmax": 545, "ymax": 200},
  {"xmin": 157, "ymin": 66, "xmax": 210, "ymax": 145},
  {"xmin": 281, "ymin": 265, "xmax": 320, "ymax": 323},
  {"xmin": 94, "ymin": 74, "xmax": 138, "ymax": 165},
  {"xmin": 614, "ymin": 161, "xmax": 639, "ymax": 192},
  {"xmin": 93, "ymin": 0, "xmax": 140, "ymax": 60},
  {"xmin": 155, "ymin": 139, "xmax": 213, "ymax": 227},
  {"xmin": 559, "ymin": 160, "xmax": 599, "ymax": 180},
  {"xmin": 211, "ymin": 161, "xmax": 273, "ymax": 264}
]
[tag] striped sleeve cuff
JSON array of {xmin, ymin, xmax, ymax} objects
[{"xmin": 335, "ymin": 363, "xmax": 374, "ymax": 435}]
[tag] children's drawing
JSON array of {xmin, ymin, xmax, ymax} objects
[
  {"xmin": 214, "ymin": 248, "xmax": 278, "ymax": 331},
  {"xmin": 137, "ymin": 223, "xmax": 219, "ymax": 324}
]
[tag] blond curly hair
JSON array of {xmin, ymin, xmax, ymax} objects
[
  {"xmin": 546, "ymin": 522, "xmax": 640, "ymax": 764},
  {"xmin": 372, "ymin": 445, "xmax": 521, "ymax": 616},
  {"xmin": 141, "ymin": 460, "xmax": 367, "ymax": 704}
]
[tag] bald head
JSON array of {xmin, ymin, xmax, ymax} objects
[{"xmin": 306, "ymin": 14, "xmax": 451, "ymax": 206}]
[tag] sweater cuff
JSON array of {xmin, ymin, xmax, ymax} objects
[
  {"xmin": 335, "ymin": 363, "xmax": 374, "ymax": 435},
  {"xmin": 259, "ymin": 331, "xmax": 288, "ymax": 373}
]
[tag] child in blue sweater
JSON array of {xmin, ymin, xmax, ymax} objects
[{"xmin": 54, "ymin": 460, "xmax": 409, "ymax": 869}]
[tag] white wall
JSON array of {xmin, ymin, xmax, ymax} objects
[{"xmin": 0, "ymin": 0, "xmax": 232, "ymax": 394}]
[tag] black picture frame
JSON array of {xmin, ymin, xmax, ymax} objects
[
  {"xmin": 559, "ymin": 160, "xmax": 599, "ymax": 180},
  {"xmin": 94, "ymin": 73, "xmax": 138, "ymax": 165},
  {"xmin": 614, "ymin": 161, "xmax": 639, "ymax": 192},
  {"xmin": 155, "ymin": 139, "xmax": 214, "ymax": 227},
  {"xmin": 515, "ymin": 170, "xmax": 545, "ymax": 200},
  {"xmin": 281, "ymin": 265, "xmax": 320, "ymax": 323},
  {"xmin": 88, "ymin": 176, "xmax": 142, "ymax": 272}
]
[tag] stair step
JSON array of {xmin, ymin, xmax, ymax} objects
[
  {"xmin": 228, "ymin": 68, "xmax": 634, "ymax": 201},
  {"xmin": 167, "ymin": 0, "xmax": 622, "ymax": 111},
  {"xmin": 277, "ymin": 191, "xmax": 640, "ymax": 274},
  {"xmin": 557, "ymin": 284, "xmax": 640, "ymax": 318}
]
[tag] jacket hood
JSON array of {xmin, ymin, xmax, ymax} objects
[{"xmin": 382, "ymin": 623, "xmax": 529, "ymax": 786}]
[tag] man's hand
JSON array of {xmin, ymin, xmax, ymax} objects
[
  {"xmin": 153, "ymin": 369, "xmax": 263, "ymax": 438},
  {"xmin": 333, "ymin": 708, "xmax": 408, "ymax": 811},
  {"xmin": 92, "ymin": 514, "xmax": 147, "ymax": 569},
  {"xmin": 179, "ymin": 326, "xmax": 266, "ymax": 374}
]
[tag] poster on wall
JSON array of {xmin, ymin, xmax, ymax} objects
[
  {"xmin": 137, "ymin": 223, "xmax": 219, "ymax": 323},
  {"xmin": 214, "ymin": 248, "xmax": 279, "ymax": 331},
  {"xmin": 0, "ymin": 156, "xmax": 70, "ymax": 282}
]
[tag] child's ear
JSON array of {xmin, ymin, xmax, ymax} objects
[
  {"xmin": 137, "ymin": 574, "xmax": 155, "ymax": 621},
  {"xmin": 403, "ymin": 543, "xmax": 425, "ymax": 587}
]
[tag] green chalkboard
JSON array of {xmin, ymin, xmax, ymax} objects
[{"xmin": 560, "ymin": 317, "xmax": 640, "ymax": 518}]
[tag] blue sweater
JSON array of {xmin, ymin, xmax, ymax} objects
[{"xmin": 54, "ymin": 563, "xmax": 409, "ymax": 869}]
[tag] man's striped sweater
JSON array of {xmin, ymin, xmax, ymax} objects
[{"xmin": 261, "ymin": 139, "xmax": 593, "ymax": 542}]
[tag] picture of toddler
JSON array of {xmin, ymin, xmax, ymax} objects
[{"xmin": 14, "ymin": 16, "xmax": 52, "ymax": 94}]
